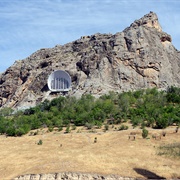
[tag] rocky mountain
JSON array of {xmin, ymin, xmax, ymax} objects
[{"xmin": 0, "ymin": 12, "xmax": 180, "ymax": 109}]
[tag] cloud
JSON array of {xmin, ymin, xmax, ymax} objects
[{"xmin": 0, "ymin": 0, "xmax": 180, "ymax": 73}]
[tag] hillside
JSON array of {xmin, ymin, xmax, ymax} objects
[
  {"xmin": 0, "ymin": 11, "xmax": 180, "ymax": 109},
  {"xmin": 0, "ymin": 87, "xmax": 180, "ymax": 179},
  {"xmin": 0, "ymin": 126, "xmax": 179, "ymax": 179}
]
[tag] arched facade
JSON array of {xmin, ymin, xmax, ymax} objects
[{"xmin": 47, "ymin": 70, "xmax": 71, "ymax": 92}]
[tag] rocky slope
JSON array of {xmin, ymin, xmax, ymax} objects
[
  {"xmin": 13, "ymin": 172, "xmax": 136, "ymax": 180},
  {"xmin": 0, "ymin": 11, "xmax": 180, "ymax": 109}
]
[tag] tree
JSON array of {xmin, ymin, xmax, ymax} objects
[
  {"xmin": 0, "ymin": 107, "xmax": 13, "ymax": 116},
  {"xmin": 142, "ymin": 128, "xmax": 148, "ymax": 139},
  {"xmin": 166, "ymin": 86, "xmax": 180, "ymax": 103}
]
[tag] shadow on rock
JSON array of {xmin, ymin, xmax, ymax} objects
[{"xmin": 133, "ymin": 168, "xmax": 166, "ymax": 179}]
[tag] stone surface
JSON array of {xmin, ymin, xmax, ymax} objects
[
  {"xmin": 0, "ymin": 11, "xmax": 180, "ymax": 109},
  {"xmin": 13, "ymin": 172, "xmax": 137, "ymax": 180}
]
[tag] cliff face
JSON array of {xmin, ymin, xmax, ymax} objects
[{"xmin": 0, "ymin": 12, "xmax": 180, "ymax": 109}]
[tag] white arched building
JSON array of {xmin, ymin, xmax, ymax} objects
[{"xmin": 47, "ymin": 70, "xmax": 71, "ymax": 92}]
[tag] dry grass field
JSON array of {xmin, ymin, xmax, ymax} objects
[{"xmin": 0, "ymin": 125, "xmax": 180, "ymax": 179}]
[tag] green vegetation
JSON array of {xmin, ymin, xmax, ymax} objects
[
  {"xmin": 118, "ymin": 124, "xmax": 128, "ymax": 131},
  {"xmin": 0, "ymin": 87, "xmax": 180, "ymax": 136},
  {"xmin": 142, "ymin": 128, "xmax": 148, "ymax": 139},
  {"xmin": 37, "ymin": 139, "xmax": 43, "ymax": 145}
]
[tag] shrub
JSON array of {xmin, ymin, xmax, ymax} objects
[
  {"xmin": 94, "ymin": 121, "xmax": 102, "ymax": 129},
  {"xmin": 15, "ymin": 128, "xmax": 25, "ymax": 136},
  {"xmin": 104, "ymin": 124, "xmax": 109, "ymax": 131},
  {"xmin": 0, "ymin": 107, "xmax": 14, "ymax": 116},
  {"xmin": 65, "ymin": 125, "xmax": 70, "ymax": 133},
  {"xmin": 37, "ymin": 139, "xmax": 43, "ymax": 145},
  {"xmin": 118, "ymin": 124, "xmax": 128, "ymax": 131},
  {"xmin": 85, "ymin": 122, "xmax": 93, "ymax": 130},
  {"xmin": 71, "ymin": 125, "xmax": 76, "ymax": 130},
  {"xmin": 142, "ymin": 128, "xmax": 148, "ymax": 139},
  {"xmin": 58, "ymin": 126, "xmax": 63, "ymax": 131},
  {"xmin": 48, "ymin": 126, "xmax": 54, "ymax": 132}
]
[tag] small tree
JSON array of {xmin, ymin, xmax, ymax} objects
[
  {"xmin": 142, "ymin": 128, "xmax": 148, "ymax": 139},
  {"xmin": 65, "ymin": 125, "xmax": 70, "ymax": 133}
]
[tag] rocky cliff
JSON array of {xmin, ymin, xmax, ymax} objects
[
  {"xmin": 0, "ymin": 12, "xmax": 180, "ymax": 109},
  {"xmin": 13, "ymin": 172, "xmax": 136, "ymax": 180}
]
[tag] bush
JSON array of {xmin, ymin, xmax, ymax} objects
[
  {"xmin": 94, "ymin": 121, "xmax": 102, "ymax": 129},
  {"xmin": 58, "ymin": 126, "xmax": 63, "ymax": 131},
  {"xmin": 0, "ymin": 107, "xmax": 14, "ymax": 116},
  {"xmin": 85, "ymin": 122, "xmax": 93, "ymax": 130},
  {"xmin": 65, "ymin": 125, "xmax": 70, "ymax": 133},
  {"xmin": 118, "ymin": 124, "xmax": 128, "ymax": 131},
  {"xmin": 166, "ymin": 86, "xmax": 180, "ymax": 103},
  {"xmin": 71, "ymin": 125, "xmax": 76, "ymax": 130},
  {"xmin": 37, "ymin": 139, "xmax": 43, "ymax": 145},
  {"xmin": 104, "ymin": 124, "xmax": 109, "ymax": 131},
  {"xmin": 15, "ymin": 128, "xmax": 25, "ymax": 136},
  {"xmin": 48, "ymin": 126, "xmax": 54, "ymax": 132},
  {"xmin": 142, "ymin": 128, "xmax": 148, "ymax": 139},
  {"xmin": 2, "ymin": 88, "xmax": 180, "ymax": 137}
]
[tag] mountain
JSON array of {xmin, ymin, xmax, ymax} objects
[{"xmin": 0, "ymin": 12, "xmax": 180, "ymax": 109}]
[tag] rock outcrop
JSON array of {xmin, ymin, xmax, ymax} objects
[
  {"xmin": 0, "ymin": 12, "xmax": 180, "ymax": 109},
  {"xmin": 13, "ymin": 172, "xmax": 136, "ymax": 180}
]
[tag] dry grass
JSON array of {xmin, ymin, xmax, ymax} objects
[{"xmin": 0, "ymin": 126, "xmax": 180, "ymax": 179}]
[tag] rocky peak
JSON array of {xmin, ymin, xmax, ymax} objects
[
  {"xmin": 129, "ymin": 11, "xmax": 162, "ymax": 31},
  {"xmin": 0, "ymin": 12, "xmax": 179, "ymax": 109}
]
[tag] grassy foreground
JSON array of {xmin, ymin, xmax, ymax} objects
[{"xmin": 0, "ymin": 125, "xmax": 180, "ymax": 179}]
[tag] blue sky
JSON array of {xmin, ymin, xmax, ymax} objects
[{"xmin": 0, "ymin": 0, "xmax": 180, "ymax": 73}]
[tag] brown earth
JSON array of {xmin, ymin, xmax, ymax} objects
[{"xmin": 0, "ymin": 126, "xmax": 180, "ymax": 180}]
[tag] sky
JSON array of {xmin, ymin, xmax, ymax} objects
[{"xmin": 0, "ymin": 0, "xmax": 180, "ymax": 73}]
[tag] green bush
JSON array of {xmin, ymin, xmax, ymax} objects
[
  {"xmin": 118, "ymin": 124, "xmax": 128, "ymax": 131},
  {"xmin": 71, "ymin": 125, "xmax": 76, "ymax": 130},
  {"xmin": 104, "ymin": 124, "xmax": 109, "ymax": 131},
  {"xmin": 166, "ymin": 86, "xmax": 180, "ymax": 103},
  {"xmin": 48, "ymin": 126, "xmax": 54, "ymax": 132},
  {"xmin": 142, "ymin": 128, "xmax": 148, "ymax": 139},
  {"xmin": 0, "ymin": 107, "xmax": 14, "ymax": 116},
  {"xmin": 65, "ymin": 125, "xmax": 71, "ymax": 133},
  {"xmin": 85, "ymin": 122, "xmax": 93, "ymax": 130},
  {"xmin": 37, "ymin": 139, "xmax": 43, "ymax": 145},
  {"xmin": 58, "ymin": 126, "xmax": 63, "ymax": 131},
  {"xmin": 1, "ymin": 87, "xmax": 180, "ymax": 137}
]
